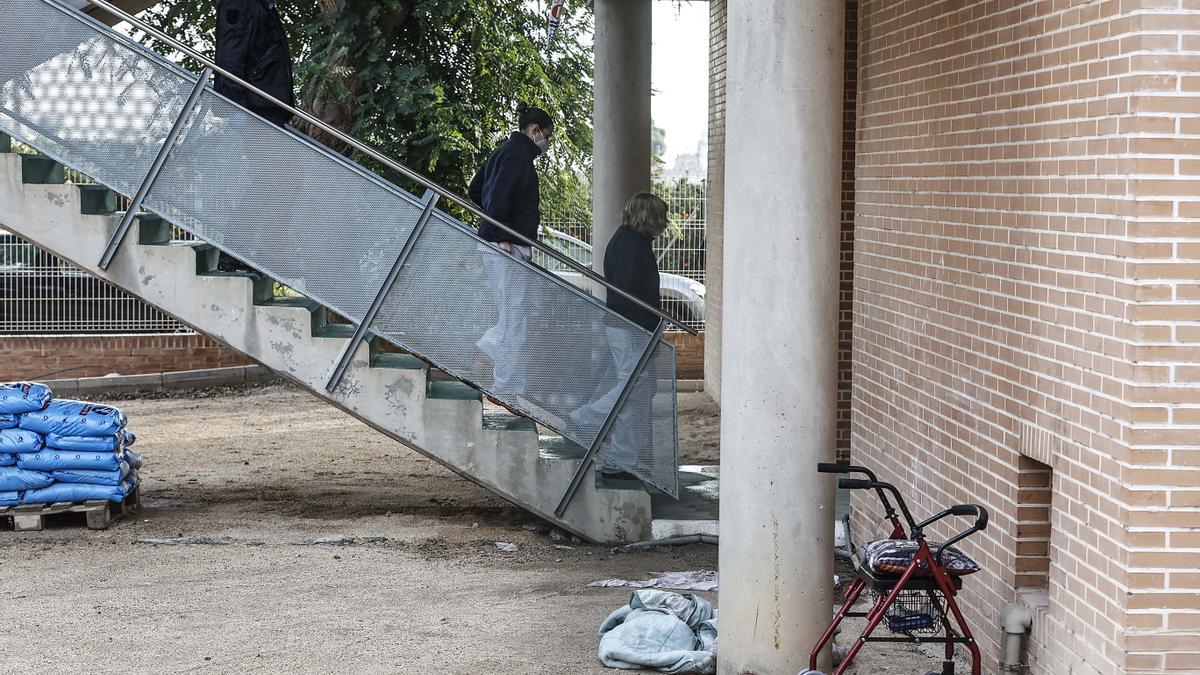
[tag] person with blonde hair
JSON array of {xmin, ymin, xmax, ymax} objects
[
  {"xmin": 604, "ymin": 192, "xmax": 669, "ymax": 331},
  {"xmin": 574, "ymin": 192, "xmax": 669, "ymax": 481}
]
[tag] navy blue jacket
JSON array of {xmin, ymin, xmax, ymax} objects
[
  {"xmin": 469, "ymin": 132, "xmax": 542, "ymax": 244},
  {"xmin": 605, "ymin": 225, "xmax": 661, "ymax": 332},
  {"xmin": 215, "ymin": 0, "xmax": 295, "ymax": 126}
]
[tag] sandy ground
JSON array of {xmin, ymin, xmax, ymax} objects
[{"xmin": 0, "ymin": 383, "xmax": 937, "ymax": 674}]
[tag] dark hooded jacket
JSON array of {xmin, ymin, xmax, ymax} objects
[
  {"xmin": 215, "ymin": 0, "xmax": 295, "ymax": 125},
  {"xmin": 604, "ymin": 225, "xmax": 661, "ymax": 332},
  {"xmin": 468, "ymin": 131, "xmax": 543, "ymax": 244}
]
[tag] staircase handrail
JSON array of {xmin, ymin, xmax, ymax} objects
[{"xmin": 75, "ymin": 0, "xmax": 696, "ymax": 335}]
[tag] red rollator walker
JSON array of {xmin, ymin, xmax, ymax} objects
[{"xmin": 804, "ymin": 463, "xmax": 990, "ymax": 675}]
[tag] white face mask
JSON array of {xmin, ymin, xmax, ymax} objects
[{"xmin": 534, "ymin": 130, "xmax": 550, "ymax": 153}]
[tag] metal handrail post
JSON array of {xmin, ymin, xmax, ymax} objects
[
  {"xmin": 98, "ymin": 66, "xmax": 212, "ymax": 271},
  {"xmin": 65, "ymin": 0, "xmax": 695, "ymax": 335},
  {"xmin": 555, "ymin": 319, "xmax": 667, "ymax": 517},
  {"xmin": 325, "ymin": 191, "xmax": 440, "ymax": 392}
]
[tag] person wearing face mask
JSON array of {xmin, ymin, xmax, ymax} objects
[{"xmin": 468, "ymin": 102, "xmax": 554, "ymax": 399}]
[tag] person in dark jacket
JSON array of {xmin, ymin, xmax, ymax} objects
[
  {"xmin": 215, "ymin": 0, "xmax": 296, "ymax": 127},
  {"xmin": 572, "ymin": 193, "xmax": 670, "ymax": 481},
  {"xmin": 604, "ymin": 193, "xmax": 668, "ymax": 332},
  {"xmin": 468, "ymin": 103, "xmax": 553, "ymax": 398}
]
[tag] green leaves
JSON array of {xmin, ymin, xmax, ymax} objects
[{"xmin": 139, "ymin": 0, "xmax": 594, "ymax": 220}]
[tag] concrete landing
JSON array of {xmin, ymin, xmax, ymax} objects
[{"xmin": 650, "ymin": 465, "xmax": 719, "ymax": 539}]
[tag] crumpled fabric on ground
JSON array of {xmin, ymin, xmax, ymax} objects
[
  {"xmin": 599, "ymin": 590, "xmax": 718, "ymax": 674},
  {"xmin": 591, "ymin": 571, "xmax": 719, "ymax": 592}
]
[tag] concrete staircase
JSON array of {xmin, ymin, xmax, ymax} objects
[{"xmin": 0, "ymin": 136, "xmax": 655, "ymax": 543}]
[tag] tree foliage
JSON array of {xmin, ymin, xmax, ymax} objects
[{"xmin": 138, "ymin": 0, "xmax": 594, "ymax": 218}]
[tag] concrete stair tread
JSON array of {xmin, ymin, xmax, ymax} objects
[
  {"xmin": 19, "ymin": 154, "xmax": 64, "ymax": 184},
  {"xmin": 255, "ymin": 295, "xmax": 321, "ymax": 311},
  {"xmin": 648, "ymin": 466, "xmax": 718, "ymax": 539},
  {"xmin": 539, "ymin": 434, "xmax": 587, "ymax": 462},
  {"xmin": 314, "ymin": 323, "xmax": 356, "ymax": 339},
  {"xmin": 369, "ymin": 351, "xmax": 427, "ymax": 371},
  {"xmin": 75, "ymin": 184, "xmax": 119, "ymax": 215},
  {"xmin": 483, "ymin": 411, "xmax": 536, "ymax": 433},
  {"xmin": 428, "ymin": 380, "xmax": 481, "ymax": 401}
]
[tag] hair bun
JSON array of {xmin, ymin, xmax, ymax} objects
[{"xmin": 515, "ymin": 101, "xmax": 530, "ymax": 114}]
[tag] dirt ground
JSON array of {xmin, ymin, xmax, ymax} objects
[{"xmin": 0, "ymin": 383, "xmax": 938, "ymax": 674}]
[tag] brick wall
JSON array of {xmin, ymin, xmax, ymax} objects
[
  {"xmin": 852, "ymin": 0, "xmax": 1200, "ymax": 671},
  {"xmin": 704, "ymin": 0, "xmax": 727, "ymax": 403},
  {"xmin": 0, "ymin": 334, "xmax": 252, "ymax": 380},
  {"xmin": 838, "ymin": 0, "xmax": 859, "ymax": 461},
  {"xmin": 667, "ymin": 331, "xmax": 704, "ymax": 381}
]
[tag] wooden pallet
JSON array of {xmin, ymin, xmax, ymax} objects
[{"xmin": 0, "ymin": 485, "xmax": 141, "ymax": 532}]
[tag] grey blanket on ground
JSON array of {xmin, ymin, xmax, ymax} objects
[
  {"xmin": 591, "ymin": 570, "xmax": 719, "ymax": 592},
  {"xmin": 598, "ymin": 590, "xmax": 717, "ymax": 674}
]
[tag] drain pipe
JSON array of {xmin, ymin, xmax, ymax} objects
[{"xmin": 999, "ymin": 602, "xmax": 1033, "ymax": 672}]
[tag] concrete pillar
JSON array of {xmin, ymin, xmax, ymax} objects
[
  {"xmin": 592, "ymin": 0, "xmax": 652, "ymax": 296},
  {"xmin": 717, "ymin": 1, "xmax": 844, "ymax": 674}
]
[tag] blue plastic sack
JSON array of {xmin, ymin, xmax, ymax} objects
[
  {"xmin": 19, "ymin": 399, "xmax": 127, "ymax": 438},
  {"xmin": 52, "ymin": 461, "xmax": 130, "ymax": 487},
  {"xmin": 0, "ymin": 467, "xmax": 54, "ymax": 491},
  {"xmin": 22, "ymin": 480, "xmax": 130, "ymax": 504},
  {"xmin": 0, "ymin": 382, "xmax": 53, "ymax": 414},
  {"xmin": 17, "ymin": 450, "xmax": 123, "ymax": 472},
  {"xmin": 0, "ymin": 453, "xmax": 14, "ymax": 467},
  {"xmin": 0, "ymin": 413, "xmax": 17, "ymax": 429},
  {"xmin": 0, "ymin": 429, "xmax": 44, "ymax": 454},
  {"xmin": 124, "ymin": 450, "xmax": 143, "ymax": 470},
  {"xmin": 0, "ymin": 491, "xmax": 19, "ymax": 506},
  {"xmin": 45, "ymin": 432, "xmax": 123, "ymax": 453}
]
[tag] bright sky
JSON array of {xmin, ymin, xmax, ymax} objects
[{"xmin": 653, "ymin": 1, "xmax": 709, "ymax": 165}]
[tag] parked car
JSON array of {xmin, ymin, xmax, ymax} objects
[{"xmin": 536, "ymin": 227, "xmax": 706, "ymax": 327}]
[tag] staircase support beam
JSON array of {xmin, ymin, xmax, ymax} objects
[
  {"xmin": 555, "ymin": 318, "xmax": 666, "ymax": 517},
  {"xmin": 325, "ymin": 190, "xmax": 440, "ymax": 393},
  {"xmin": 98, "ymin": 67, "xmax": 212, "ymax": 271}
]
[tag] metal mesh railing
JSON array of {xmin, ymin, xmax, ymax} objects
[
  {"xmin": 0, "ymin": 0, "xmax": 678, "ymax": 497},
  {"xmin": 542, "ymin": 180, "xmax": 708, "ymax": 332}
]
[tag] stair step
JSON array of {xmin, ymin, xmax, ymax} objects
[
  {"xmin": 596, "ymin": 471, "xmax": 646, "ymax": 492},
  {"xmin": 77, "ymin": 184, "xmax": 118, "ymax": 215},
  {"xmin": 483, "ymin": 411, "xmax": 536, "ymax": 433},
  {"xmin": 428, "ymin": 380, "xmax": 481, "ymax": 402},
  {"xmin": 253, "ymin": 294, "xmax": 328, "ymax": 336},
  {"xmin": 136, "ymin": 214, "xmax": 172, "ymax": 246},
  {"xmin": 20, "ymin": 155, "xmax": 64, "ymax": 184},
  {"xmin": 314, "ymin": 323, "xmax": 356, "ymax": 339},
  {"xmin": 0, "ymin": 132, "xmax": 10, "ymax": 154},
  {"xmin": 539, "ymin": 434, "xmax": 587, "ymax": 462},
  {"xmin": 369, "ymin": 351, "xmax": 426, "ymax": 371},
  {"xmin": 191, "ymin": 243, "xmax": 220, "ymax": 274}
]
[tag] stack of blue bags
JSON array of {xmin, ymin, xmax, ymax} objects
[{"xmin": 0, "ymin": 382, "xmax": 141, "ymax": 508}]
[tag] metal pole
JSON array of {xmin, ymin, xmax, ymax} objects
[
  {"xmin": 98, "ymin": 67, "xmax": 212, "ymax": 271},
  {"xmin": 555, "ymin": 319, "xmax": 667, "ymax": 517},
  {"xmin": 61, "ymin": 0, "xmax": 694, "ymax": 335},
  {"xmin": 325, "ymin": 191, "xmax": 440, "ymax": 392}
]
